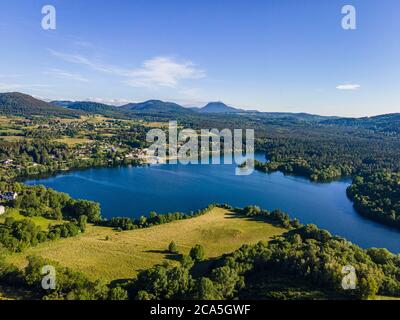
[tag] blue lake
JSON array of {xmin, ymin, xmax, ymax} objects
[{"xmin": 26, "ymin": 154, "xmax": 400, "ymax": 253}]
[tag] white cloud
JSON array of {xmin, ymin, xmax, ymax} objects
[
  {"xmin": 44, "ymin": 68, "xmax": 89, "ymax": 82},
  {"xmin": 126, "ymin": 57, "xmax": 205, "ymax": 88},
  {"xmin": 85, "ymin": 97, "xmax": 131, "ymax": 106},
  {"xmin": 336, "ymin": 84, "xmax": 361, "ymax": 90},
  {"xmin": 49, "ymin": 49, "xmax": 205, "ymax": 88}
]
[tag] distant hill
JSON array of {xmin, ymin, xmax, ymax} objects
[
  {"xmin": 51, "ymin": 101, "xmax": 130, "ymax": 119},
  {"xmin": 197, "ymin": 102, "xmax": 336, "ymax": 122},
  {"xmin": 257, "ymin": 112, "xmax": 337, "ymax": 122},
  {"xmin": 121, "ymin": 100, "xmax": 193, "ymax": 116},
  {"xmin": 0, "ymin": 92, "xmax": 80, "ymax": 117},
  {"xmin": 322, "ymin": 113, "xmax": 400, "ymax": 133},
  {"xmin": 199, "ymin": 102, "xmax": 244, "ymax": 114},
  {"xmin": 49, "ymin": 101, "xmax": 75, "ymax": 108}
]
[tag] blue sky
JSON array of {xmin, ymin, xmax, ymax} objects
[{"xmin": 0, "ymin": 0, "xmax": 399, "ymax": 116}]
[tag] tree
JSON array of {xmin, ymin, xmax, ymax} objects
[
  {"xmin": 189, "ymin": 244, "xmax": 205, "ymax": 261},
  {"xmin": 78, "ymin": 215, "xmax": 87, "ymax": 232},
  {"xmin": 211, "ymin": 266, "xmax": 242, "ymax": 298},
  {"xmin": 193, "ymin": 277, "xmax": 222, "ymax": 300},
  {"xmin": 180, "ymin": 255, "xmax": 194, "ymax": 269},
  {"xmin": 108, "ymin": 287, "xmax": 128, "ymax": 300},
  {"xmin": 138, "ymin": 215, "xmax": 147, "ymax": 227},
  {"xmin": 168, "ymin": 241, "xmax": 178, "ymax": 254},
  {"xmin": 66, "ymin": 200, "xmax": 101, "ymax": 223},
  {"xmin": 149, "ymin": 211, "xmax": 157, "ymax": 219}
]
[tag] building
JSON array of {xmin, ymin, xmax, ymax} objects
[
  {"xmin": 0, "ymin": 192, "xmax": 18, "ymax": 201},
  {"xmin": 0, "ymin": 159, "xmax": 13, "ymax": 165},
  {"xmin": 0, "ymin": 206, "xmax": 5, "ymax": 215}
]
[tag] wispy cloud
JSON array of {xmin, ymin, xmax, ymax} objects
[
  {"xmin": 74, "ymin": 40, "xmax": 97, "ymax": 49},
  {"xmin": 44, "ymin": 68, "xmax": 89, "ymax": 82},
  {"xmin": 336, "ymin": 84, "xmax": 361, "ymax": 91},
  {"xmin": 0, "ymin": 83, "xmax": 52, "ymax": 91},
  {"xmin": 48, "ymin": 49, "xmax": 206, "ymax": 88},
  {"xmin": 0, "ymin": 74, "xmax": 22, "ymax": 79},
  {"xmin": 48, "ymin": 49, "xmax": 127, "ymax": 75}
]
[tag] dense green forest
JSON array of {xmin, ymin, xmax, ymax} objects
[
  {"xmin": 347, "ymin": 172, "xmax": 400, "ymax": 228},
  {"xmin": 0, "ymin": 255, "xmax": 127, "ymax": 300}
]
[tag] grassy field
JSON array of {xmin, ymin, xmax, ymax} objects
[{"xmin": 7, "ymin": 208, "xmax": 285, "ymax": 282}]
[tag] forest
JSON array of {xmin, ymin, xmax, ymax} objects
[{"xmin": 347, "ymin": 172, "xmax": 400, "ymax": 229}]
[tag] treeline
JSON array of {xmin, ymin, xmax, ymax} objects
[
  {"xmin": 347, "ymin": 172, "xmax": 400, "ymax": 229},
  {"xmin": 253, "ymin": 159, "xmax": 346, "ymax": 182},
  {"xmin": 98, "ymin": 205, "xmax": 217, "ymax": 230},
  {"xmin": 239, "ymin": 205, "xmax": 301, "ymax": 229},
  {"xmin": 0, "ymin": 255, "xmax": 127, "ymax": 300},
  {"xmin": 125, "ymin": 206, "xmax": 400, "ymax": 300}
]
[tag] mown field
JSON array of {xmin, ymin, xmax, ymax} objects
[{"xmin": 6, "ymin": 207, "xmax": 285, "ymax": 282}]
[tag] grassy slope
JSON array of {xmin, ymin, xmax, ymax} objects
[{"xmin": 7, "ymin": 208, "xmax": 285, "ymax": 282}]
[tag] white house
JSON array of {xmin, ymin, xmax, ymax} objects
[
  {"xmin": 0, "ymin": 192, "xmax": 18, "ymax": 201},
  {"xmin": 0, "ymin": 206, "xmax": 5, "ymax": 215}
]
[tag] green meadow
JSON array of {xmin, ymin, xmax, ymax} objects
[{"xmin": 7, "ymin": 207, "xmax": 285, "ymax": 282}]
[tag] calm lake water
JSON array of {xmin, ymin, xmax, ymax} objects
[{"xmin": 26, "ymin": 154, "xmax": 400, "ymax": 252}]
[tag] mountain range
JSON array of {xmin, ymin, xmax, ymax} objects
[{"xmin": 1, "ymin": 92, "xmax": 399, "ymax": 130}]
